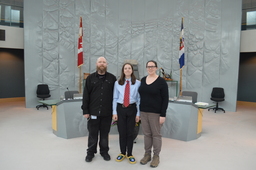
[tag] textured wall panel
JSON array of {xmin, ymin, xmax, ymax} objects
[
  {"xmin": 130, "ymin": 0, "xmax": 145, "ymax": 76},
  {"xmin": 58, "ymin": 0, "xmax": 76, "ymax": 93},
  {"xmin": 118, "ymin": 0, "xmax": 132, "ymax": 76},
  {"xmin": 203, "ymin": 0, "xmax": 222, "ymax": 87},
  {"xmin": 105, "ymin": 0, "xmax": 119, "ymax": 75},
  {"xmin": 185, "ymin": 0, "xmax": 204, "ymax": 92},
  {"xmin": 218, "ymin": 0, "xmax": 242, "ymax": 110},
  {"xmin": 158, "ymin": 0, "xmax": 176, "ymax": 80},
  {"xmin": 144, "ymin": 0, "xmax": 158, "ymax": 70},
  {"xmin": 24, "ymin": 0, "xmax": 44, "ymax": 106},
  {"xmin": 24, "ymin": 0, "xmax": 242, "ymax": 111},
  {"xmin": 89, "ymin": 0, "xmax": 106, "ymax": 74},
  {"xmin": 42, "ymin": 0, "xmax": 59, "ymax": 91}
]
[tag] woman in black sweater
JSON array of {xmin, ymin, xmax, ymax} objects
[{"xmin": 138, "ymin": 60, "xmax": 169, "ymax": 168}]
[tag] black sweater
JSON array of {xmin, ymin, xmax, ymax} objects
[
  {"xmin": 82, "ymin": 72, "xmax": 116, "ymax": 116},
  {"xmin": 138, "ymin": 76, "xmax": 169, "ymax": 117}
]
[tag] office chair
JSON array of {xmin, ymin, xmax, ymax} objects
[
  {"xmin": 64, "ymin": 90, "xmax": 79, "ymax": 100},
  {"xmin": 208, "ymin": 87, "xmax": 225, "ymax": 113},
  {"xmin": 36, "ymin": 84, "xmax": 51, "ymax": 110},
  {"xmin": 182, "ymin": 91, "xmax": 198, "ymax": 104}
]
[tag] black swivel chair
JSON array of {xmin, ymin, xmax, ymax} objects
[
  {"xmin": 36, "ymin": 84, "xmax": 51, "ymax": 110},
  {"xmin": 208, "ymin": 87, "xmax": 225, "ymax": 113},
  {"xmin": 182, "ymin": 91, "xmax": 198, "ymax": 104}
]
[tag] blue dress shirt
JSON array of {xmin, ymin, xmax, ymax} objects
[{"xmin": 113, "ymin": 79, "xmax": 141, "ymax": 116}]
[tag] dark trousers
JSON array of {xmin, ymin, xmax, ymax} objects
[
  {"xmin": 87, "ymin": 115, "xmax": 112, "ymax": 155},
  {"xmin": 117, "ymin": 104, "xmax": 137, "ymax": 156}
]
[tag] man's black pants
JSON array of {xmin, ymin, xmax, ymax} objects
[{"xmin": 87, "ymin": 115, "xmax": 112, "ymax": 155}]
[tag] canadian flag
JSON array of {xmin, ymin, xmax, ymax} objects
[{"xmin": 77, "ymin": 17, "xmax": 83, "ymax": 67}]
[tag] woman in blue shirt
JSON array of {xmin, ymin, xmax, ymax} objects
[{"xmin": 112, "ymin": 63, "xmax": 141, "ymax": 164}]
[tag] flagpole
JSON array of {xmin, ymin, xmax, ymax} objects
[
  {"xmin": 179, "ymin": 68, "xmax": 182, "ymax": 96},
  {"xmin": 79, "ymin": 67, "xmax": 82, "ymax": 93}
]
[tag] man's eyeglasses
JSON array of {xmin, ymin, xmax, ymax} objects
[{"xmin": 146, "ymin": 66, "xmax": 156, "ymax": 69}]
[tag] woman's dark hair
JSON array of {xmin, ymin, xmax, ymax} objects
[
  {"xmin": 118, "ymin": 63, "xmax": 136, "ymax": 85},
  {"xmin": 146, "ymin": 60, "xmax": 158, "ymax": 68}
]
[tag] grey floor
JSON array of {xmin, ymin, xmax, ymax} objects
[{"xmin": 0, "ymin": 98, "xmax": 256, "ymax": 170}]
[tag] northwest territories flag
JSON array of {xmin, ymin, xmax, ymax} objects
[
  {"xmin": 77, "ymin": 17, "xmax": 83, "ymax": 67},
  {"xmin": 179, "ymin": 18, "xmax": 185, "ymax": 69}
]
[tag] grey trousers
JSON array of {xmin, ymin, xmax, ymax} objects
[{"xmin": 140, "ymin": 111, "xmax": 162, "ymax": 156}]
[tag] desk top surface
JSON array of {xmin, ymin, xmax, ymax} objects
[
  {"xmin": 196, "ymin": 104, "xmax": 215, "ymax": 109},
  {"xmin": 169, "ymin": 100, "xmax": 215, "ymax": 109},
  {"xmin": 39, "ymin": 99, "xmax": 82, "ymax": 106},
  {"xmin": 39, "ymin": 99, "xmax": 61, "ymax": 106}
]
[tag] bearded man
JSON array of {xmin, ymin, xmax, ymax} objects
[{"xmin": 82, "ymin": 56, "xmax": 116, "ymax": 162}]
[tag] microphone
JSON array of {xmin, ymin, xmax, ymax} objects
[{"xmin": 66, "ymin": 87, "xmax": 72, "ymax": 100}]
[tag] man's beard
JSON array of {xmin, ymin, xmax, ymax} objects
[{"xmin": 97, "ymin": 65, "xmax": 107, "ymax": 74}]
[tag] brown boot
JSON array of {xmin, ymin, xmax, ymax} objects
[
  {"xmin": 150, "ymin": 155, "xmax": 160, "ymax": 168},
  {"xmin": 140, "ymin": 153, "xmax": 151, "ymax": 165}
]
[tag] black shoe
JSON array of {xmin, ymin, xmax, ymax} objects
[
  {"xmin": 85, "ymin": 154, "xmax": 94, "ymax": 162},
  {"xmin": 101, "ymin": 153, "xmax": 111, "ymax": 161}
]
